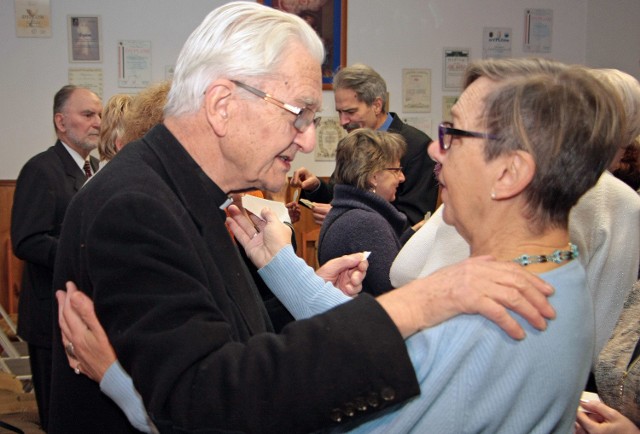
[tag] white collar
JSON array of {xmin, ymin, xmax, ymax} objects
[{"xmin": 60, "ymin": 140, "xmax": 90, "ymax": 172}]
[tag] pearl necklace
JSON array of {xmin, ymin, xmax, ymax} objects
[{"xmin": 512, "ymin": 243, "xmax": 579, "ymax": 266}]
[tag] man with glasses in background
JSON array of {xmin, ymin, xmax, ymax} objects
[{"xmin": 291, "ymin": 63, "xmax": 439, "ymax": 226}]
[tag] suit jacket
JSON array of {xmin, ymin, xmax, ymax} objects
[
  {"xmin": 49, "ymin": 125, "xmax": 419, "ymax": 434},
  {"xmin": 11, "ymin": 141, "xmax": 97, "ymax": 347},
  {"xmin": 304, "ymin": 114, "xmax": 438, "ymax": 225}
]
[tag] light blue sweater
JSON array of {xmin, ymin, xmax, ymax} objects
[{"xmin": 340, "ymin": 259, "xmax": 594, "ymax": 434}]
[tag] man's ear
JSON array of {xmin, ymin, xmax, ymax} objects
[
  {"xmin": 54, "ymin": 113, "xmax": 65, "ymax": 133},
  {"xmin": 203, "ymin": 80, "xmax": 233, "ymax": 136},
  {"xmin": 492, "ymin": 150, "xmax": 535, "ymax": 200},
  {"xmin": 372, "ymin": 97, "xmax": 383, "ymax": 115}
]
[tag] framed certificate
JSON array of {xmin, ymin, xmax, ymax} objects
[
  {"xmin": 443, "ymin": 48, "xmax": 470, "ymax": 91},
  {"xmin": 15, "ymin": 0, "xmax": 51, "ymax": 38},
  {"xmin": 315, "ymin": 117, "xmax": 346, "ymax": 161},
  {"xmin": 68, "ymin": 15, "xmax": 102, "ymax": 62},
  {"xmin": 402, "ymin": 69, "xmax": 431, "ymax": 113}
]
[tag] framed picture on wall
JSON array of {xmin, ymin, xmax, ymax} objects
[
  {"xmin": 258, "ymin": 0, "xmax": 347, "ymax": 90},
  {"xmin": 314, "ymin": 117, "xmax": 346, "ymax": 160},
  {"xmin": 442, "ymin": 48, "xmax": 469, "ymax": 91},
  {"xmin": 67, "ymin": 15, "xmax": 101, "ymax": 62}
]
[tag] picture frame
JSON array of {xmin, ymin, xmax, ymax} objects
[
  {"xmin": 442, "ymin": 48, "xmax": 470, "ymax": 91},
  {"xmin": 15, "ymin": 0, "xmax": 52, "ymax": 38},
  {"xmin": 258, "ymin": 0, "xmax": 347, "ymax": 90},
  {"xmin": 67, "ymin": 15, "xmax": 101, "ymax": 63},
  {"xmin": 314, "ymin": 117, "xmax": 346, "ymax": 161}
]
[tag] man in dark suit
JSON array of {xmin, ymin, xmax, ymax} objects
[
  {"xmin": 11, "ymin": 84, "xmax": 101, "ymax": 430},
  {"xmin": 291, "ymin": 64, "xmax": 439, "ymax": 226}
]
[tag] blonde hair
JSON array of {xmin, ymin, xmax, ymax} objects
[
  {"xmin": 122, "ymin": 81, "xmax": 171, "ymax": 145},
  {"xmin": 98, "ymin": 94, "xmax": 132, "ymax": 161},
  {"xmin": 590, "ymin": 69, "xmax": 640, "ymax": 147},
  {"xmin": 333, "ymin": 129, "xmax": 406, "ymax": 190}
]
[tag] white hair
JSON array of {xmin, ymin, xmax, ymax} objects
[
  {"xmin": 592, "ymin": 68, "xmax": 640, "ymax": 146},
  {"xmin": 164, "ymin": 1, "xmax": 324, "ymax": 117}
]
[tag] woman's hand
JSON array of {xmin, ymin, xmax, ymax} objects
[
  {"xmin": 57, "ymin": 281, "xmax": 117, "ymax": 383},
  {"xmin": 310, "ymin": 202, "xmax": 331, "ymax": 225},
  {"xmin": 575, "ymin": 400, "xmax": 640, "ymax": 434},
  {"xmin": 316, "ymin": 253, "xmax": 369, "ymax": 297},
  {"xmin": 226, "ymin": 205, "xmax": 292, "ymax": 269}
]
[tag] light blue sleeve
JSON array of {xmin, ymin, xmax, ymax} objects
[
  {"xmin": 258, "ymin": 246, "xmax": 352, "ymax": 319},
  {"xmin": 100, "ymin": 360, "xmax": 158, "ymax": 434}
]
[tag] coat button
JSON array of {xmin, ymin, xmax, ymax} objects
[
  {"xmin": 354, "ymin": 397, "xmax": 367, "ymax": 411},
  {"xmin": 367, "ymin": 392, "xmax": 380, "ymax": 408},
  {"xmin": 330, "ymin": 409, "xmax": 343, "ymax": 423},
  {"xmin": 381, "ymin": 387, "xmax": 396, "ymax": 401},
  {"xmin": 343, "ymin": 402, "xmax": 355, "ymax": 417}
]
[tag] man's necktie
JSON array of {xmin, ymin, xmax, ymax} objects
[{"xmin": 83, "ymin": 160, "xmax": 92, "ymax": 179}]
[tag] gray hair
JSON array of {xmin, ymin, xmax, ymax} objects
[
  {"xmin": 333, "ymin": 64, "xmax": 388, "ymax": 111},
  {"xmin": 164, "ymin": 1, "xmax": 324, "ymax": 117},
  {"xmin": 463, "ymin": 57, "xmax": 567, "ymax": 89},
  {"xmin": 482, "ymin": 66, "xmax": 624, "ymax": 231}
]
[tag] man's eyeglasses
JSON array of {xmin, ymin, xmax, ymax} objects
[
  {"xmin": 232, "ymin": 80, "xmax": 321, "ymax": 133},
  {"xmin": 438, "ymin": 121, "xmax": 498, "ymax": 151}
]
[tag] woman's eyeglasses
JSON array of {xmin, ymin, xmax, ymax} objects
[{"xmin": 438, "ymin": 121, "xmax": 498, "ymax": 151}]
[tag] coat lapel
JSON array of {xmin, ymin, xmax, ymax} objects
[
  {"xmin": 53, "ymin": 141, "xmax": 87, "ymax": 191},
  {"xmin": 143, "ymin": 125, "xmax": 271, "ymax": 335}
]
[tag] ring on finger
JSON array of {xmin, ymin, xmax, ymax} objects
[{"xmin": 65, "ymin": 342, "xmax": 77, "ymax": 359}]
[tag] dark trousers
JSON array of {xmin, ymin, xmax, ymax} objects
[{"xmin": 28, "ymin": 343, "xmax": 51, "ymax": 432}]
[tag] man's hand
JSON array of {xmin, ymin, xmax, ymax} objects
[
  {"xmin": 57, "ymin": 281, "xmax": 116, "ymax": 383},
  {"xmin": 316, "ymin": 253, "xmax": 369, "ymax": 297},
  {"xmin": 377, "ymin": 255, "xmax": 556, "ymax": 339},
  {"xmin": 285, "ymin": 201, "xmax": 301, "ymax": 224},
  {"xmin": 290, "ymin": 167, "xmax": 321, "ymax": 192},
  {"xmin": 227, "ymin": 205, "xmax": 293, "ymax": 269}
]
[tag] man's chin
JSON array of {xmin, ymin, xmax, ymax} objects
[{"xmin": 81, "ymin": 142, "xmax": 99, "ymax": 152}]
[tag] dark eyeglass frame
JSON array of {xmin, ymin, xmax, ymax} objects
[
  {"xmin": 438, "ymin": 121, "xmax": 498, "ymax": 151},
  {"xmin": 231, "ymin": 80, "xmax": 321, "ymax": 133},
  {"xmin": 383, "ymin": 167, "xmax": 403, "ymax": 174}
]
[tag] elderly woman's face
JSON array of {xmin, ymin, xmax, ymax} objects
[
  {"xmin": 427, "ymin": 77, "xmax": 501, "ymax": 240},
  {"xmin": 370, "ymin": 159, "xmax": 405, "ymax": 202}
]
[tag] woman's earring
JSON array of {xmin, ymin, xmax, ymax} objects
[{"xmin": 490, "ymin": 190, "xmax": 496, "ymax": 200}]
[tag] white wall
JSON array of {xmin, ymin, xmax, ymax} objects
[
  {"xmin": 0, "ymin": 0, "xmax": 636, "ymax": 179},
  {"xmin": 585, "ymin": 0, "xmax": 640, "ymax": 76}
]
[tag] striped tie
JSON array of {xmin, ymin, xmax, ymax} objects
[{"xmin": 83, "ymin": 160, "xmax": 92, "ymax": 179}]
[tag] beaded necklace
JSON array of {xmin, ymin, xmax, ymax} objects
[{"xmin": 512, "ymin": 243, "xmax": 579, "ymax": 266}]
